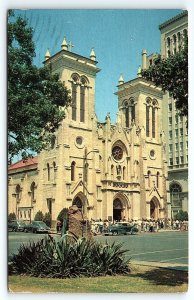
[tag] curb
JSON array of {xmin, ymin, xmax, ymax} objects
[{"xmin": 131, "ymin": 260, "xmax": 188, "ymax": 271}]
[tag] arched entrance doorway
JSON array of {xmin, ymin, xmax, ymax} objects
[
  {"xmin": 150, "ymin": 200, "xmax": 156, "ymax": 218},
  {"xmin": 150, "ymin": 197, "xmax": 160, "ymax": 219},
  {"xmin": 72, "ymin": 196, "xmax": 83, "ymax": 212},
  {"xmin": 113, "ymin": 198, "xmax": 123, "ymax": 221}
]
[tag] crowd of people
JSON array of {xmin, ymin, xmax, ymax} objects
[
  {"xmin": 89, "ymin": 218, "xmax": 189, "ymax": 235},
  {"xmin": 55, "ymin": 217, "xmax": 188, "ymax": 235}
]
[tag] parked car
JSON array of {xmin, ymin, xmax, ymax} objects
[
  {"xmin": 104, "ymin": 222, "xmax": 138, "ymax": 236},
  {"xmin": 24, "ymin": 221, "xmax": 50, "ymax": 233},
  {"xmin": 8, "ymin": 220, "xmax": 26, "ymax": 232}
]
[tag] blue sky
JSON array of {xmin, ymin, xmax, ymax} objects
[{"xmin": 15, "ymin": 9, "xmax": 181, "ymax": 122}]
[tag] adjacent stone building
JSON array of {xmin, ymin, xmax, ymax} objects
[
  {"xmin": 137, "ymin": 11, "xmax": 188, "ymax": 219},
  {"xmin": 159, "ymin": 11, "xmax": 188, "ymax": 218}
]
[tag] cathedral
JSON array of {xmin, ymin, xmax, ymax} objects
[{"xmin": 8, "ymin": 37, "xmax": 169, "ymax": 226}]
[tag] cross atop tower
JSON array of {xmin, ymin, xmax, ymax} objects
[{"xmin": 68, "ymin": 41, "xmax": 74, "ymax": 52}]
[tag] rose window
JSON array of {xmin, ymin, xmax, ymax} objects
[{"xmin": 112, "ymin": 146, "xmax": 123, "ymax": 161}]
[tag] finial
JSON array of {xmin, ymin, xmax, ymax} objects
[
  {"xmin": 45, "ymin": 49, "xmax": 51, "ymax": 60},
  {"xmin": 118, "ymin": 74, "xmax": 124, "ymax": 85},
  {"xmin": 61, "ymin": 36, "xmax": 68, "ymax": 50},
  {"xmin": 90, "ymin": 48, "xmax": 96, "ymax": 61},
  {"xmin": 137, "ymin": 65, "xmax": 142, "ymax": 77},
  {"xmin": 68, "ymin": 41, "xmax": 74, "ymax": 52}
]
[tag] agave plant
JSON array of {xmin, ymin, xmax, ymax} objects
[{"xmin": 9, "ymin": 234, "xmax": 131, "ymax": 278}]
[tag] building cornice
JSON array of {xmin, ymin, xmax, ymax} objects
[
  {"xmin": 44, "ymin": 49, "xmax": 98, "ymax": 66},
  {"xmin": 44, "ymin": 50, "xmax": 100, "ymax": 76},
  {"xmin": 168, "ymin": 167, "xmax": 188, "ymax": 174},
  {"xmin": 116, "ymin": 79, "xmax": 164, "ymax": 99},
  {"xmin": 8, "ymin": 166, "xmax": 38, "ymax": 176},
  {"xmin": 159, "ymin": 10, "xmax": 188, "ymax": 31}
]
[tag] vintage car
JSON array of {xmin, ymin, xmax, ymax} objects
[
  {"xmin": 8, "ymin": 220, "xmax": 26, "ymax": 232},
  {"xmin": 104, "ymin": 222, "xmax": 138, "ymax": 236},
  {"xmin": 24, "ymin": 221, "xmax": 50, "ymax": 233}
]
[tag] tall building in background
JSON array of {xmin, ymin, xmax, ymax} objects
[
  {"xmin": 159, "ymin": 11, "xmax": 188, "ymax": 218},
  {"xmin": 139, "ymin": 11, "xmax": 188, "ymax": 219}
]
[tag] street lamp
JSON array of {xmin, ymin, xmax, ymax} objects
[
  {"xmin": 83, "ymin": 148, "xmax": 99, "ymax": 214},
  {"xmin": 82, "ymin": 148, "xmax": 99, "ymax": 237}
]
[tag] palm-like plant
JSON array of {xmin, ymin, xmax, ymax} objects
[{"xmin": 9, "ymin": 235, "xmax": 131, "ymax": 278}]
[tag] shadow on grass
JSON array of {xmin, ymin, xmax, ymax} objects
[{"xmin": 131, "ymin": 267, "xmax": 188, "ymax": 286}]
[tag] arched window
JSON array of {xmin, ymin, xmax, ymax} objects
[
  {"xmin": 131, "ymin": 103, "xmax": 135, "ymax": 123},
  {"xmin": 148, "ymin": 171, "xmax": 151, "ymax": 188},
  {"xmin": 156, "ymin": 172, "xmax": 160, "ymax": 188},
  {"xmin": 71, "ymin": 161, "xmax": 76, "ymax": 181},
  {"xmin": 152, "ymin": 107, "xmax": 156, "ymax": 138},
  {"xmin": 170, "ymin": 183, "xmax": 182, "ymax": 207},
  {"xmin": 173, "ymin": 34, "xmax": 177, "ymax": 54},
  {"xmin": 111, "ymin": 164, "xmax": 114, "ymax": 180},
  {"xmin": 183, "ymin": 29, "xmax": 187, "ymax": 39},
  {"xmin": 80, "ymin": 85, "xmax": 85, "ymax": 122},
  {"xmin": 99, "ymin": 155, "xmax": 103, "ymax": 170},
  {"xmin": 72, "ymin": 83, "xmax": 77, "ymax": 121},
  {"xmin": 30, "ymin": 182, "xmax": 36, "ymax": 202},
  {"xmin": 47, "ymin": 163, "xmax": 50, "ymax": 181},
  {"xmin": 125, "ymin": 106, "xmax": 129, "ymax": 127},
  {"xmin": 131, "ymin": 106, "xmax": 135, "ymax": 122},
  {"xmin": 123, "ymin": 101, "xmax": 129, "ymax": 127},
  {"xmin": 80, "ymin": 77, "xmax": 87, "ymax": 123},
  {"xmin": 71, "ymin": 73, "xmax": 79, "ymax": 121},
  {"xmin": 123, "ymin": 166, "xmax": 126, "ymax": 180},
  {"xmin": 177, "ymin": 32, "xmax": 181, "ymax": 51},
  {"xmin": 16, "ymin": 184, "xmax": 21, "ymax": 202},
  {"xmin": 53, "ymin": 162, "xmax": 56, "ymax": 181},
  {"xmin": 146, "ymin": 105, "xmax": 150, "ymax": 137},
  {"xmin": 167, "ymin": 37, "xmax": 171, "ymax": 48}
]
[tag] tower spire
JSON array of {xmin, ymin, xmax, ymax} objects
[
  {"xmin": 45, "ymin": 49, "xmax": 51, "ymax": 60},
  {"xmin": 61, "ymin": 36, "xmax": 68, "ymax": 50},
  {"xmin": 90, "ymin": 48, "xmax": 96, "ymax": 61},
  {"xmin": 137, "ymin": 65, "xmax": 142, "ymax": 77},
  {"xmin": 118, "ymin": 74, "xmax": 124, "ymax": 85}
]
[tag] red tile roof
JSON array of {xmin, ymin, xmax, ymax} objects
[{"xmin": 8, "ymin": 157, "xmax": 38, "ymax": 171}]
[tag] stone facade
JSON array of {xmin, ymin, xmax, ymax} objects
[{"xmin": 8, "ymin": 41, "xmax": 169, "ymax": 226}]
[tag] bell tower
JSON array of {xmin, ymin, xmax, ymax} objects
[
  {"xmin": 44, "ymin": 38, "xmax": 100, "ymax": 130},
  {"xmin": 116, "ymin": 69, "xmax": 163, "ymax": 142}
]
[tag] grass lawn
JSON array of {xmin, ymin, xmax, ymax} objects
[{"xmin": 8, "ymin": 264, "xmax": 188, "ymax": 293}]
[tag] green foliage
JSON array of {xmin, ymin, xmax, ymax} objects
[
  {"xmin": 9, "ymin": 235, "xmax": 131, "ymax": 278},
  {"xmin": 57, "ymin": 208, "xmax": 69, "ymax": 223},
  {"xmin": 43, "ymin": 212, "xmax": 51, "ymax": 227},
  {"xmin": 141, "ymin": 40, "xmax": 188, "ymax": 116},
  {"xmin": 8, "ymin": 212, "xmax": 16, "ymax": 222},
  {"xmin": 8, "ymin": 10, "xmax": 71, "ymax": 161},
  {"xmin": 174, "ymin": 210, "xmax": 188, "ymax": 221},
  {"xmin": 34, "ymin": 210, "xmax": 44, "ymax": 221}
]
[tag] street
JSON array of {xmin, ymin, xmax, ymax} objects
[
  {"xmin": 95, "ymin": 231, "xmax": 188, "ymax": 271},
  {"xmin": 8, "ymin": 231, "xmax": 188, "ymax": 271}
]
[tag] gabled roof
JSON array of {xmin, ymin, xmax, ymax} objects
[{"xmin": 8, "ymin": 157, "xmax": 38, "ymax": 171}]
